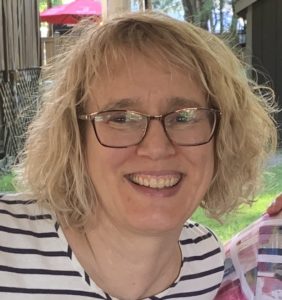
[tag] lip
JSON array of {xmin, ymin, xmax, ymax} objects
[
  {"xmin": 126, "ymin": 170, "xmax": 184, "ymax": 176},
  {"xmin": 124, "ymin": 171, "xmax": 184, "ymax": 198}
]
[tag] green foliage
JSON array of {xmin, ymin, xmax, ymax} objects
[
  {"xmin": 152, "ymin": 0, "xmax": 183, "ymax": 15},
  {"xmin": 39, "ymin": 0, "xmax": 63, "ymax": 12},
  {"xmin": 150, "ymin": 0, "xmax": 237, "ymax": 33},
  {"xmin": 0, "ymin": 174, "xmax": 15, "ymax": 192}
]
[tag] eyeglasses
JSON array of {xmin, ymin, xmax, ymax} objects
[{"xmin": 78, "ymin": 107, "xmax": 221, "ymax": 148}]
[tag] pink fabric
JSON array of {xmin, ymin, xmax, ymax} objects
[
  {"xmin": 215, "ymin": 213, "xmax": 282, "ymax": 299},
  {"xmin": 40, "ymin": 0, "xmax": 101, "ymax": 24}
]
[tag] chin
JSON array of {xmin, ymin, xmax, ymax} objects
[{"xmin": 124, "ymin": 211, "xmax": 187, "ymax": 235}]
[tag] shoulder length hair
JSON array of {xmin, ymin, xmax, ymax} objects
[{"xmin": 16, "ymin": 11, "xmax": 278, "ymax": 228}]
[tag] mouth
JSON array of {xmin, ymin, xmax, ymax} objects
[{"xmin": 126, "ymin": 173, "xmax": 183, "ymax": 189}]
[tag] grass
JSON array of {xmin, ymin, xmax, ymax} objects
[
  {"xmin": 0, "ymin": 164, "xmax": 281, "ymax": 242},
  {"xmin": 192, "ymin": 164, "xmax": 282, "ymax": 242},
  {"xmin": 0, "ymin": 173, "xmax": 16, "ymax": 193}
]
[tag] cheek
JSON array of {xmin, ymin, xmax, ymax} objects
[
  {"xmin": 184, "ymin": 143, "xmax": 215, "ymax": 185},
  {"xmin": 186, "ymin": 142, "xmax": 214, "ymax": 165},
  {"xmin": 199, "ymin": 145, "xmax": 214, "ymax": 179},
  {"xmin": 85, "ymin": 126, "xmax": 132, "ymax": 182}
]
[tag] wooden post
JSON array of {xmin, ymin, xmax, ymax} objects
[
  {"xmin": 2, "ymin": 2, "xmax": 9, "ymax": 82},
  {"xmin": 47, "ymin": 0, "xmax": 53, "ymax": 37},
  {"xmin": 102, "ymin": 0, "xmax": 131, "ymax": 20},
  {"xmin": 144, "ymin": 0, "xmax": 152, "ymax": 9}
]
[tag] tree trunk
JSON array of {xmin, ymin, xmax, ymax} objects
[
  {"xmin": 182, "ymin": 0, "xmax": 196, "ymax": 23},
  {"xmin": 199, "ymin": 0, "xmax": 209, "ymax": 30},
  {"xmin": 47, "ymin": 0, "xmax": 53, "ymax": 37},
  {"xmin": 229, "ymin": 0, "xmax": 237, "ymax": 36},
  {"xmin": 145, "ymin": 0, "xmax": 153, "ymax": 9},
  {"xmin": 219, "ymin": 0, "xmax": 224, "ymax": 33},
  {"xmin": 182, "ymin": 0, "xmax": 209, "ymax": 29}
]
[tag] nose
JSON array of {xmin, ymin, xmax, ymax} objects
[{"xmin": 136, "ymin": 119, "xmax": 176, "ymax": 160}]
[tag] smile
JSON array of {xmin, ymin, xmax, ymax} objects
[{"xmin": 127, "ymin": 173, "xmax": 182, "ymax": 189}]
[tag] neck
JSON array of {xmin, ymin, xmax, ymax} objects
[{"xmin": 83, "ymin": 216, "xmax": 183, "ymax": 299}]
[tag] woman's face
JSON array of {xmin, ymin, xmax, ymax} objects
[{"xmin": 85, "ymin": 55, "xmax": 215, "ymax": 235}]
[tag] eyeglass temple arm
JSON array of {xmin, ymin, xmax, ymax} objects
[{"xmin": 78, "ymin": 113, "xmax": 97, "ymax": 120}]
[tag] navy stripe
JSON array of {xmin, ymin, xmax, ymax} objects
[
  {"xmin": 0, "ymin": 225, "xmax": 58, "ymax": 238},
  {"xmin": 0, "ymin": 199, "xmax": 36, "ymax": 205},
  {"xmin": 159, "ymin": 283, "xmax": 221, "ymax": 299},
  {"xmin": 183, "ymin": 223, "xmax": 199, "ymax": 229},
  {"xmin": 0, "ymin": 286, "xmax": 105, "ymax": 299},
  {"xmin": 55, "ymin": 221, "xmax": 59, "ymax": 231},
  {"xmin": 205, "ymin": 227, "xmax": 219, "ymax": 241},
  {"xmin": 223, "ymin": 265, "xmax": 235, "ymax": 277},
  {"xmin": 0, "ymin": 245, "xmax": 67, "ymax": 257},
  {"xmin": 179, "ymin": 266, "xmax": 224, "ymax": 281},
  {"xmin": 258, "ymin": 248, "xmax": 282, "ymax": 255},
  {"xmin": 180, "ymin": 232, "xmax": 212, "ymax": 245},
  {"xmin": 183, "ymin": 247, "xmax": 221, "ymax": 262},
  {"xmin": 105, "ymin": 292, "xmax": 113, "ymax": 300},
  {"xmin": 67, "ymin": 245, "xmax": 72, "ymax": 259},
  {"xmin": 0, "ymin": 265, "xmax": 81, "ymax": 277},
  {"xmin": 0, "ymin": 202, "xmax": 224, "ymax": 299},
  {"xmin": 0, "ymin": 209, "xmax": 52, "ymax": 220},
  {"xmin": 85, "ymin": 272, "xmax": 90, "ymax": 285}
]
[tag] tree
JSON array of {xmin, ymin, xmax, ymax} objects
[
  {"xmin": 152, "ymin": 0, "xmax": 182, "ymax": 16},
  {"xmin": 228, "ymin": 0, "xmax": 238, "ymax": 35},
  {"xmin": 135, "ymin": 0, "xmax": 181, "ymax": 13},
  {"xmin": 143, "ymin": 0, "xmax": 237, "ymax": 34},
  {"xmin": 39, "ymin": 0, "xmax": 63, "ymax": 12},
  {"xmin": 182, "ymin": 0, "xmax": 212, "ymax": 30},
  {"xmin": 181, "ymin": 0, "xmax": 238, "ymax": 34}
]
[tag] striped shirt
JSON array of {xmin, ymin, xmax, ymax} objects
[{"xmin": 0, "ymin": 194, "xmax": 224, "ymax": 299}]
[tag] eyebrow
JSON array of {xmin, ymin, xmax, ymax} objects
[
  {"xmin": 167, "ymin": 97, "xmax": 203, "ymax": 110},
  {"xmin": 100, "ymin": 97, "xmax": 204, "ymax": 112},
  {"xmin": 101, "ymin": 98, "xmax": 139, "ymax": 111}
]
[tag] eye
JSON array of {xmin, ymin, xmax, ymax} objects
[
  {"xmin": 109, "ymin": 112, "xmax": 128, "ymax": 123},
  {"xmin": 175, "ymin": 110, "xmax": 198, "ymax": 123},
  {"xmin": 108, "ymin": 112, "xmax": 143, "ymax": 123},
  {"xmin": 94, "ymin": 111, "xmax": 129, "ymax": 124},
  {"xmin": 96, "ymin": 111, "xmax": 145, "ymax": 130}
]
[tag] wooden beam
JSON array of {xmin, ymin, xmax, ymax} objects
[
  {"xmin": 234, "ymin": 0, "xmax": 258, "ymax": 14},
  {"xmin": 102, "ymin": 0, "xmax": 131, "ymax": 19}
]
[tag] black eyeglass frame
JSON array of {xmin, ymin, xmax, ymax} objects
[{"xmin": 78, "ymin": 107, "xmax": 221, "ymax": 148}]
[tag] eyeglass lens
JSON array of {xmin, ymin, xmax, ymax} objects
[{"xmin": 92, "ymin": 109, "xmax": 217, "ymax": 148}]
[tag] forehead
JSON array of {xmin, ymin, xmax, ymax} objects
[{"xmin": 87, "ymin": 54, "xmax": 207, "ymax": 112}]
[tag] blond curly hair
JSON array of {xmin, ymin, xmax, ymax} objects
[{"xmin": 16, "ymin": 11, "xmax": 277, "ymax": 228}]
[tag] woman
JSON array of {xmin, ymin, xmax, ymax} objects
[{"xmin": 0, "ymin": 12, "xmax": 279, "ymax": 299}]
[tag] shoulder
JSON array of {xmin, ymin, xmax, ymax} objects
[
  {"xmin": 180, "ymin": 220, "xmax": 224, "ymax": 261},
  {"xmin": 0, "ymin": 192, "xmax": 36, "ymax": 205},
  {"xmin": 0, "ymin": 192, "xmax": 55, "ymax": 230},
  {"xmin": 165, "ymin": 221, "xmax": 225, "ymax": 298},
  {"xmin": 181, "ymin": 220, "xmax": 224, "ymax": 280},
  {"xmin": 181, "ymin": 220, "xmax": 221, "ymax": 245},
  {"xmin": 0, "ymin": 192, "xmax": 59, "ymax": 262}
]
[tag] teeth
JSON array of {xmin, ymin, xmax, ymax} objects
[{"xmin": 129, "ymin": 174, "xmax": 181, "ymax": 189}]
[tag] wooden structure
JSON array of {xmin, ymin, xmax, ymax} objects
[
  {"xmin": 0, "ymin": 0, "xmax": 41, "ymax": 159},
  {"xmin": 235, "ymin": 0, "xmax": 282, "ymax": 145},
  {"xmin": 101, "ymin": 0, "xmax": 131, "ymax": 19},
  {"xmin": 0, "ymin": 0, "xmax": 41, "ymax": 70},
  {"xmin": 41, "ymin": 33, "xmax": 70, "ymax": 66},
  {"xmin": 41, "ymin": 36, "xmax": 58, "ymax": 66}
]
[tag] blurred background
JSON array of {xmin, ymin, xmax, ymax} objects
[{"xmin": 0, "ymin": 0, "xmax": 281, "ymax": 240}]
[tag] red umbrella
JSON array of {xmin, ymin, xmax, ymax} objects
[{"xmin": 40, "ymin": 0, "xmax": 102, "ymax": 24}]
